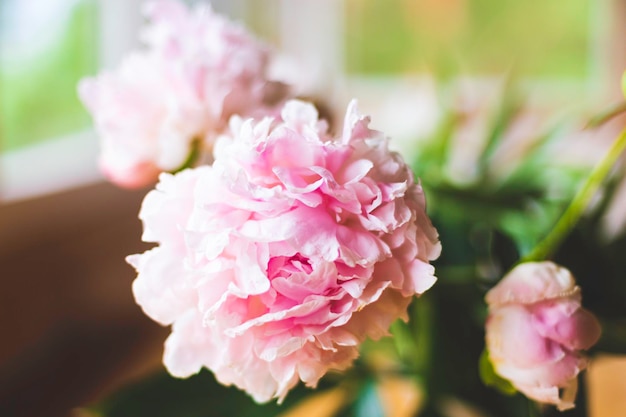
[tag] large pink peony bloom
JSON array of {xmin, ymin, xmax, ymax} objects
[
  {"xmin": 127, "ymin": 99, "xmax": 441, "ymax": 402},
  {"xmin": 485, "ymin": 261, "xmax": 601, "ymax": 410},
  {"xmin": 79, "ymin": 0, "xmax": 282, "ymax": 188}
]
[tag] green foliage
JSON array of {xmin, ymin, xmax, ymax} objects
[
  {"xmin": 345, "ymin": 0, "xmax": 591, "ymax": 79},
  {"xmin": 478, "ymin": 349, "xmax": 516, "ymax": 395},
  {"xmin": 410, "ymin": 82, "xmax": 590, "ymax": 260},
  {"xmin": 1, "ymin": 0, "xmax": 97, "ymax": 151},
  {"xmin": 89, "ymin": 362, "xmax": 397, "ymax": 417},
  {"xmin": 90, "ymin": 370, "xmax": 338, "ymax": 417}
]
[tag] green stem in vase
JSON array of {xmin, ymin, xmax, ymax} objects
[
  {"xmin": 523, "ymin": 128, "xmax": 626, "ymax": 262},
  {"xmin": 527, "ymin": 399, "xmax": 540, "ymax": 417}
]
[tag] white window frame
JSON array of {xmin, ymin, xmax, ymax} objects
[
  {"xmin": 0, "ymin": 0, "xmax": 266, "ymax": 202},
  {"xmin": 0, "ymin": 0, "xmax": 145, "ymax": 202},
  {"xmin": 1, "ymin": 0, "xmax": 621, "ymax": 202}
]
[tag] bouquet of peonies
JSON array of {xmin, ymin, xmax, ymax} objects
[{"xmin": 80, "ymin": 1, "xmax": 626, "ymax": 416}]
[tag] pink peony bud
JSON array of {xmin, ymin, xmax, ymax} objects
[
  {"xmin": 127, "ymin": 99, "xmax": 441, "ymax": 402},
  {"xmin": 79, "ymin": 0, "xmax": 282, "ymax": 188},
  {"xmin": 485, "ymin": 261, "xmax": 601, "ymax": 410}
]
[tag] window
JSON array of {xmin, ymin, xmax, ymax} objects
[
  {"xmin": 346, "ymin": 0, "xmax": 594, "ymax": 79},
  {"xmin": 0, "ymin": 0, "xmax": 259, "ymax": 201},
  {"xmin": 0, "ymin": 0, "xmax": 619, "ymax": 201},
  {"xmin": 1, "ymin": 0, "xmax": 98, "ymax": 152},
  {"xmin": 342, "ymin": 0, "xmax": 617, "ymax": 105},
  {"xmin": 0, "ymin": 0, "xmax": 138, "ymax": 200}
]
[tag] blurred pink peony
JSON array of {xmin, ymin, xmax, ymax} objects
[
  {"xmin": 127, "ymin": 99, "xmax": 441, "ymax": 402},
  {"xmin": 79, "ymin": 0, "xmax": 283, "ymax": 188},
  {"xmin": 485, "ymin": 261, "xmax": 601, "ymax": 410}
]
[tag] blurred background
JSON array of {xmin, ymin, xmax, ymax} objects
[{"xmin": 1, "ymin": 1, "xmax": 625, "ymax": 416}]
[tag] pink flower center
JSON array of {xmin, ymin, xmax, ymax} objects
[{"xmin": 267, "ymin": 254, "xmax": 314, "ymax": 279}]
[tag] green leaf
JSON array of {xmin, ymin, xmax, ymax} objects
[
  {"xmin": 523, "ymin": 128, "xmax": 626, "ymax": 262},
  {"xmin": 478, "ymin": 349, "xmax": 516, "ymax": 396},
  {"xmin": 413, "ymin": 109, "xmax": 458, "ymax": 187},
  {"xmin": 390, "ymin": 320, "xmax": 417, "ymax": 367},
  {"xmin": 478, "ymin": 85, "xmax": 523, "ymax": 172},
  {"xmin": 585, "ymin": 100, "xmax": 626, "ymax": 129},
  {"xmin": 88, "ymin": 369, "xmax": 334, "ymax": 417}
]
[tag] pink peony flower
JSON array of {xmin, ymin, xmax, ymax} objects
[
  {"xmin": 485, "ymin": 261, "xmax": 601, "ymax": 410},
  {"xmin": 127, "ymin": 99, "xmax": 441, "ymax": 402},
  {"xmin": 79, "ymin": 0, "xmax": 283, "ymax": 188},
  {"xmin": 79, "ymin": 53, "xmax": 206, "ymax": 187}
]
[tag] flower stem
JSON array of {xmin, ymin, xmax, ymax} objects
[
  {"xmin": 523, "ymin": 128, "xmax": 626, "ymax": 262},
  {"xmin": 585, "ymin": 101, "xmax": 626, "ymax": 129},
  {"xmin": 528, "ymin": 399, "xmax": 540, "ymax": 417}
]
